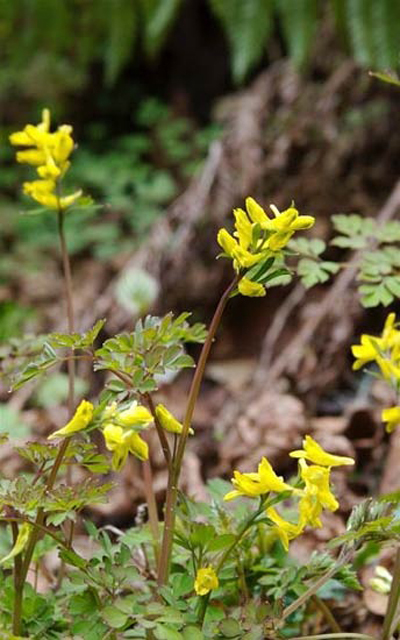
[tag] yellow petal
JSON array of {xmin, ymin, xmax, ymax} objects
[
  {"xmin": 16, "ymin": 148, "xmax": 47, "ymax": 166},
  {"xmin": 118, "ymin": 401, "xmax": 153, "ymax": 428},
  {"xmin": 245, "ymin": 197, "xmax": 271, "ymax": 227},
  {"xmin": 382, "ymin": 406, "xmax": 400, "ymax": 433},
  {"xmin": 289, "ymin": 435, "xmax": 354, "ymax": 467},
  {"xmin": 48, "ymin": 400, "xmax": 94, "ymax": 439},
  {"xmin": 0, "ymin": 523, "xmax": 31, "ymax": 566},
  {"xmin": 126, "ymin": 432, "xmax": 149, "ymax": 461},
  {"xmin": 59, "ymin": 190, "xmax": 83, "ymax": 210},
  {"xmin": 238, "ymin": 277, "xmax": 266, "ymax": 297},
  {"xmin": 217, "ymin": 228, "xmax": 238, "ymax": 257},
  {"xmin": 291, "ymin": 215, "xmax": 315, "ymax": 230},
  {"xmin": 194, "ymin": 567, "xmax": 219, "ymax": 596}
]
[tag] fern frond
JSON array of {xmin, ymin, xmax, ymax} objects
[
  {"xmin": 276, "ymin": 0, "xmax": 319, "ymax": 69},
  {"xmin": 209, "ymin": 0, "xmax": 274, "ymax": 83},
  {"xmin": 140, "ymin": 0, "xmax": 183, "ymax": 59},
  {"xmin": 104, "ymin": 0, "xmax": 137, "ymax": 86}
]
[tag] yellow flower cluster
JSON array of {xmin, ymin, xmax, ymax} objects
[
  {"xmin": 352, "ymin": 313, "xmax": 400, "ymax": 432},
  {"xmin": 217, "ymin": 197, "xmax": 314, "ymax": 297},
  {"xmin": 9, "ymin": 108, "xmax": 82, "ymax": 210},
  {"xmin": 101, "ymin": 401, "xmax": 153, "ymax": 471},
  {"xmin": 224, "ymin": 435, "xmax": 354, "ymax": 550}
]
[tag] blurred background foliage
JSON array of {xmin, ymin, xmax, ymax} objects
[{"xmin": 1, "ymin": 0, "xmax": 400, "ymax": 340}]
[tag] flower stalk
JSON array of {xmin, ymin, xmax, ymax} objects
[{"xmin": 157, "ymin": 275, "xmax": 239, "ymax": 586}]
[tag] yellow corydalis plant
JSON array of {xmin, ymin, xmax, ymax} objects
[
  {"xmin": 224, "ymin": 435, "xmax": 354, "ymax": 549},
  {"xmin": 352, "ymin": 312, "xmax": 400, "ymax": 432},
  {"xmin": 9, "ymin": 108, "xmax": 82, "ymax": 210},
  {"xmin": 217, "ymin": 197, "xmax": 315, "ymax": 297}
]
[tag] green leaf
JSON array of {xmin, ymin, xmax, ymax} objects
[
  {"xmin": 331, "ymin": 213, "xmax": 375, "ymax": 250},
  {"xmin": 190, "ymin": 524, "xmax": 215, "ymax": 548},
  {"xmin": 297, "ymin": 259, "xmax": 339, "ymax": 288},
  {"xmin": 206, "ymin": 533, "xmax": 236, "ymax": 552},
  {"xmin": 142, "ymin": 0, "xmax": 183, "ymax": 58},
  {"xmin": 276, "ymin": 0, "xmax": 318, "ymax": 68},
  {"xmin": 209, "ymin": 0, "xmax": 274, "ymax": 83},
  {"xmin": 154, "ymin": 625, "xmax": 183, "ymax": 640},
  {"xmin": 219, "ymin": 618, "xmax": 241, "ymax": 637},
  {"xmin": 370, "ymin": 71, "xmax": 400, "ymax": 87},
  {"xmin": 59, "ymin": 548, "xmax": 87, "ymax": 570},
  {"xmin": 101, "ymin": 604, "xmax": 129, "ymax": 629},
  {"xmin": 182, "ymin": 627, "xmax": 204, "ymax": 640},
  {"xmin": 69, "ymin": 589, "xmax": 98, "ymax": 615},
  {"xmin": 359, "ymin": 282, "xmax": 394, "ymax": 307},
  {"xmin": 104, "ymin": 0, "xmax": 137, "ymax": 85}
]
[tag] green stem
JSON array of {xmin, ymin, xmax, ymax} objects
[
  {"xmin": 57, "ymin": 208, "xmax": 75, "ymax": 413},
  {"xmin": 382, "ymin": 546, "xmax": 400, "ymax": 640},
  {"xmin": 281, "ymin": 551, "xmax": 352, "ymax": 622},
  {"xmin": 12, "ymin": 522, "xmax": 23, "ymax": 636},
  {"xmin": 12, "ymin": 205, "xmax": 76, "ymax": 636},
  {"xmin": 142, "ymin": 457, "xmax": 160, "ymax": 566},
  {"xmin": 144, "ymin": 393, "xmax": 172, "ymax": 470},
  {"xmin": 311, "ymin": 595, "xmax": 341, "ymax": 634},
  {"xmin": 157, "ymin": 276, "xmax": 239, "ymax": 586}
]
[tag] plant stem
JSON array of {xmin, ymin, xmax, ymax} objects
[
  {"xmin": 157, "ymin": 276, "xmax": 239, "ymax": 586},
  {"xmin": 281, "ymin": 551, "xmax": 352, "ymax": 622},
  {"xmin": 311, "ymin": 595, "xmax": 341, "ymax": 634},
  {"xmin": 12, "ymin": 207, "xmax": 76, "ymax": 636},
  {"xmin": 57, "ymin": 208, "xmax": 75, "ymax": 413},
  {"xmin": 142, "ymin": 457, "xmax": 160, "ymax": 565},
  {"xmin": 12, "ymin": 522, "xmax": 23, "ymax": 636},
  {"xmin": 144, "ymin": 393, "xmax": 172, "ymax": 470},
  {"xmin": 382, "ymin": 546, "xmax": 400, "ymax": 640}
]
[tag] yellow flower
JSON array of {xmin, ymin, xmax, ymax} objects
[
  {"xmin": 9, "ymin": 108, "xmax": 51, "ymax": 148},
  {"xmin": 289, "ymin": 435, "xmax": 354, "ymax": 467},
  {"xmin": 155, "ymin": 404, "xmax": 194, "ymax": 435},
  {"xmin": 103, "ymin": 424, "xmax": 149, "ymax": 470},
  {"xmin": 297, "ymin": 459, "xmax": 338, "ymax": 528},
  {"xmin": 117, "ymin": 401, "xmax": 153, "ymax": 428},
  {"xmin": 382, "ymin": 406, "xmax": 400, "ymax": 433},
  {"xmin": 352, "ymin": 314, "xmax": 400, "ymax": 380},
  {"xmin": 246, "ymin": 197, "xmax": 315, "ymax": 251},
  {"xmin": 0, "ymin": 522, "xmax": 31, "ymax": 566},
  {"xmin": 376, "ymin": 355, "xmax": 400, "ymax": 382},
  {"xmin": 217, "ymin": 197, "xmax": 314, "ymax": 274},
  {"xmin": 48, "ymin": 400, "xmax": 94, "ymax": 440},
  {"xmin": 101, "ymin": 401, "xmax": 153, "ymax": 470},
  {"xmin": 224, "ymin": 457, "xmax": 293, "ymax": 501},
  {"xmin": 266, "ymin": 507, "xmax": 301, "ymax": 551},
  {"xmin": 10, "ymin": 108, "xmax": 81, "ymax": 211},
  {"xmin": 381, "ymin": 313, "xmax": 400, "ymax": 349},
  {"xmin": 194, "ymin": 567, "xmax": 219, "ymax": 596},
  {"xmin": 351, "ymin": 335, "xmax": 383, "ymax": 370},
  {"xmin": 298, "ymin": 492, "xmax": 323, "ymax": 529},
  {"xmin": 238, "ymin": 277, "xmax": 266, "ymax": 297},
  {"xmin": 217, "ymin": 228, "xmax": 264, "ymax": 272}
]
